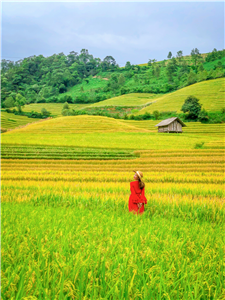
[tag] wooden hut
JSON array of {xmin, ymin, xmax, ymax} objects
[{"xmin": 155, "ymin": 117, "xmax": 186, "ymax": 133}]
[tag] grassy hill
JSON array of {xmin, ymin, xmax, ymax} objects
[
  {"xmin": 2, "ymin": 115, "xmax": 224, "ymax": 150},
  {"xmin": 85, "ymin": 93, "xmax": 163, "ymax": 107},
  {"xmin": 135, "ymin": 78, "xmax": 224, "ymax": 114},
  {"xmin": 26, "ymin": 77, "xmax": 225, "ymax": 114}
]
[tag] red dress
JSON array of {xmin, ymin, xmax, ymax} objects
[{"xmin": 128, "ymin": 181, "xmax": 147, "ymax": 214}]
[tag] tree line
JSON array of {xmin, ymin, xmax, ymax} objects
[{"xmin": 1, "ymin": 48, "xmax": 225, "ymax": 109}]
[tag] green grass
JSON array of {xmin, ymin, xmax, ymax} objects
[
  {"xmin": 86, "ymin": 93, "xmax": 163, "ymax": 107},
  {"xmin": 21, "ymin": 103, "xmax": 90, "ymax": 117},
  {"xmin": 204, "ymin": 57, "xmax": 225, "ymax": 71},
  {"xmin": 62, "ymin": 76, "xmax": 109, "ymax": 99},
  {"xmin": 135, "ymin": 78, "xmax": 225, "ymax": 114}
]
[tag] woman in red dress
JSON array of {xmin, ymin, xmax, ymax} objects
[{"xmin": 129, "ymin": 170, "xmax": 147, "ymax": 214}]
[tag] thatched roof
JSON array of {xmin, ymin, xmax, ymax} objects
[{"xmin": 155, "ymin": 117, "xmax": 186, "ymax": 127}]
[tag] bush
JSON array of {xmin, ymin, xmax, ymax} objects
[
  {"xmin": 41, "ymin": 108, "xmax": 51, "ymax": 117},
  {"xmin": 63, "ymin": 102, "xmax": 69, "ymax": 110},
  {"xmin": 4, "ymin": 96, "xmax": 15, "ymax": 108},
  {"xmin": 153, "ymin": 110, "xmax": 160, "ymax": 120},
  {"xmin": 198, "ymin": 109, "xmax": 209, "ymax": 122},
  {"xmin": 142, "ymin": 112, "xmax": 152, "ymax": 120},
  {"xmin": 47, "ymin": 96, "xmax": 58, "ymax": 103},
  {"xmin": 36, "ymin": 98, "xmax": 46, "ymax": 103},
  {"xmin": 194, "ymin": 142, "xmax": 205, "ymax": 149}
]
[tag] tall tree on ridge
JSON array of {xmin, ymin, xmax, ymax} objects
[
  {"xmin": 167, "ymin": 51, "xmax": 172, "ymax": 59},
  {"xmin": 191, "ymin": 48, "xmax": 201, "ymax": 66},
  {"xmin": 176, "ymin": 50, "xmax": 183, "ymax": 62}
]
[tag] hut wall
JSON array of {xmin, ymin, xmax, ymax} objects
[
  {"xmin": 157, "ymin": 119, "xmax": 184, "ymax": 133},
  {"xmin": 158, "ymin": 120, "xmax": 183, "ymax": 133},
  {"xmin": 166, "ymin": 121, "xmax": 182, "ymax": 132},
  {"xmin": 158, "ymin": 125, "xmax": 168, "ymax": 133},
  {"xmin": 177, "ymin": 122, "xmax": 182, "ymax": 132}
]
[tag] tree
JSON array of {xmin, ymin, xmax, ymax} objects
[
  {"xmin": 166, "ymin": 60, "xmax": 177, "ymax": 82},
  {"xmin": 197, "ymin": 63, "xmax": 204, "ymax": 73},
  {"xmin": 167, "ymin": 52, "xmax": 172, "ymax": 59},
  {"xmin": 15, "ymin": 93, "xmax": 26, "ymax": 112},
  {"xmin": 148, "ymin": 59, "xmax": 152, "ymax": 66},
  {"xmin": 118, "ymin": 74, "xmax": 125, "ymax": 86},
  {"xmin": 197, "ymin": 70, "xmax": 208, "ymax": 82},
  {"xmin": 63, "ymin": 102, "xmax": 69, "ymax": 110},
  {"xmin": 4, "ymin": 96, "xmax": 15, "ymax": 108},
  {"xmin": 153, "ymin": 110, "xmax": 160, "ymax": 120},
  {"xmin": 134, "ymin": 74, "xmax": 139, "ymax": 84},
  {"xmin": 125, "ymin": 61, "xmax": 131, "ymax": 70},
  {"xmin": 109, "ymin": 74, "xmax": 119, "ymax": 93},
  {"xmin": 217, "ymin": 61, "xmax": 223, "ymax": 69},
  {"xmin": 59, "ymin": 84, "xmax": 67, "ymax": 93},
  {"xmin": 181, "ymin": 95, "xmax": 202, "ymax": 119},
  {"xmin": 187, "ymin": 70, "xmax": 197, "ymax": 85},
  {"xmin": 79, "ymin": 49, "xmax": 92, "ymax": 65},
  {"xmin": 191, "ymin": 48, "xmax": 201, "ymax": 66},
  {"xmin": 176, "ymin": 50, "xmax": 183, "ymax": 62},
  {"xmin": 41, "ymin": 108, "xmax": 51, "ymax": 117},
  {"xmin": 198, "ymin": 108, "xmax": 209, "ymax": 122},
  {"xmin": 103, "ymin": 56, "xmax": 117, "ymax": 69},
  {"xmin": 155, "ymin": 65, "xmax": 161, "ymax": 78}
]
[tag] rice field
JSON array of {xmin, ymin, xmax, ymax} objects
[
  {"xmin": 86, "ymin": 93, "xmax": 163, "ymax": 107},
  {"xmin": 2, "ymin": 116, "xmax": 225, "ymax": 150},
  {"xmin": 22, "ymin": 103, "xmax": 90, "ymax": 117},
  {"xmin": 1, "ymin": 115, "xmax": 225, "ymax": 299},
  {"xmin": 1, "ymin": 111, "xmax": 41, "ymax": 130}
]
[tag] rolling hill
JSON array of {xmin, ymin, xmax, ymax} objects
[
  {"xmin": 2, "ymin": 115, "xmax": 224, "ymax": 150},
  {"xmin": 88, "ymin": 78, "xmax": 224, "ymax": 114},
  {"xmin": 85, "ymin": 93, "xmax": 163, "ymax": 107}
]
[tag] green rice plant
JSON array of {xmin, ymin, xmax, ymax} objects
[
  {"xmin": 1, "ymin": 112, "xmax": 225, "ymax": 299},
  {"xmin": 2, "ymin": 198, "xmax": 224, "ymax": 299}
]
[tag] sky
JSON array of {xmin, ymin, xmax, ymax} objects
[{"xmin": 1, "ymin": 1, "xmax": 224, "ymax": 66}]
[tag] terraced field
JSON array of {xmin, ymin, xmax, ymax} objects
[
  {"xmin": 1, "ymin": 115, "xmax": 225, "ymax": 299},
  {"xmin": 86, "ymin": 93, "xmax": 163, "ymax": 107},
  {"xmin": 1, "ymin": 145, "xmax": 138, "ymax": 160},
  {"xmin": 134, "ymin": 78, "xmax": 224, "ymax": 114},
  {"xmin": 2, "ymin": 148, "xmax": 225, "ymax": 299},
  {"xmin": 22, "ymin": 103, "xmax": 90, "ymax": 117},
  {"xmin": 1, "ymin": 111, "xmax": 41, "ymax": 130},
  {"xmin": 2, "ymin": 116, "xmax": 224, "ymax": 150}
]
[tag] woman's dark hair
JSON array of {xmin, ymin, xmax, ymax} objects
[{"xmin": 138, "ymin": 178, "xmax": 145, "ymax": 189}]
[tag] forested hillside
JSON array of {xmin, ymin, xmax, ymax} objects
[{"xmin": 1, "ymin": 48, "xmax": 225, "ymax": 108}]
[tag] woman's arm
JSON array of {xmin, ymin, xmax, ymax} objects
[{"xmin": 130, "ymin": 183, "xmax": 142, "ymax": 204}]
